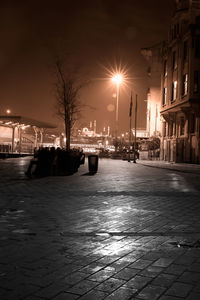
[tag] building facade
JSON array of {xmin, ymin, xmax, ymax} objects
[
  {"xmin": 160, "ymin": 0, "xmax": 200, "ymax": 163},
  {"xmin": 141, "ymin": 45, "xmax": 163, "ymax": 138}
]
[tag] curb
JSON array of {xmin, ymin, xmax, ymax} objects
[{"xmin": 137, "ymin": 160, "xmax": 200, "ymax": 175}]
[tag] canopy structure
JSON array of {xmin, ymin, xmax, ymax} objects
[
  {"xmin": 0, "ymin": 115, "xmax": 57, "ymax": 153},
  {"xmin": 0, "ymin": 115, "xmax": 56, "ymax": 129}
]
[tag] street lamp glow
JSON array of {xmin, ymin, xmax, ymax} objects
[
  {"xmin": 111, "ymin": 74, "xmax": 123, "ymax": 85},
  {"xmin": 6, "ymin": 109, "xmax": 11, "ymax": 114}
]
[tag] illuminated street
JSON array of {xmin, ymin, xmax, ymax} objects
[{"xmin": 0, "ymin": 157, "xmax": 200, "ymax": 299}]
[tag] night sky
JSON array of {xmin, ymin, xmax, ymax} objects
[{"xmin": 0, "ymin": 0, "xmax": 175, "ymax": 133}]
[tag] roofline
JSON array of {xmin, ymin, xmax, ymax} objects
[{"xmin": 0, "ymin": 115, "xmax": 57, "ymax": 128}]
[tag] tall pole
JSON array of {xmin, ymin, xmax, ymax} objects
[
  {"xmin": 133, "ymin": 94, "xmax": 137, "ymax": 163},
  {"xmin": 116, "ymin": 84, "xmax": 119, "ymax": 140},
  {"xmin": 94, "ymin": 120, "xmax": 96, "ymax": 135},
  {"xmin": 11, "ymin": 126, "xmax": 15, "ymax": 153},
  {"xmin": 128, "ymin": 116, "xmax": 132, "ymax": 162},
  {"xmin": 18, "ymin": 126, "xmax": 22, "ymax": 154},
  {"xmin": 149, "ymin": 103, "xmax": 151, "ymax": 137},
  {"xmin": 128, "ymin": 91, "xmax": 133, "ymax": 162},
  {"xmin": 112, "ymin": 73, "xmax": 123, "ymax": 151}
]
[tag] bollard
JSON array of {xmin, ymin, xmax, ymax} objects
[{"xmin": 88, "ymin": 155, "xmax": 98, "ymax": 173}]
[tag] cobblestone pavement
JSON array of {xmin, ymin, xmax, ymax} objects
[{"xmin": 0, "ymin": 157, "xmax": 200, "ymax": 300}]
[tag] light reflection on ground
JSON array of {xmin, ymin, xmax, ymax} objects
[{"xmin": 0, "ymin": 158, "xmax": 200, "ymax": 299}]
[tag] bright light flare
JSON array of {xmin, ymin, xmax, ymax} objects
[
  {"xmin": 6, "ymin": 109, "xmax": 11, "ymax": 114},
  {"xmin": 107, "ymin": 64, "xmax": 130, "ymax": 95},
  {"xmin": 111, "ymin": 73, "xmax": 123, "ymax": 85},
  {"xmin": 98, "ymin": 61, "xmax": 135, "ymax": 97}
]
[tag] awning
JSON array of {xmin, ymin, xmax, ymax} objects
[{"xmin": 0, "ymin": 115, "xmax": 56, "ymax": 129}]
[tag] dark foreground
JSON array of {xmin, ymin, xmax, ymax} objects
[{"xmin": 0, "ymin": 157, "xmax": 200, "ymax": 300}]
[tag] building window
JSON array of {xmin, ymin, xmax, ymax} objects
[
  {"xmin": 183, "ymin": 40, "xmax": 188, "ymax": 61},
  {"xmin": 195, "ymin": 37, "xmax": 200, "ymax": 58},
  {"xmin": 172, "ymin": 51, "xmax": 177, "ymax": 70},
  {"xmin": 194, "ymin": 70, "xmax": 199, "ymax": 93},
  {"xmin": 163, "ymin": 87, "xmax": 167, "ymax": 105},
  {"xmin": 180, "ymin": 117, "xmax": 185, "ymax": 136},
  {"xmin": 182, "ymin": 74, "xmax": 188, "ymax": 96},
  {"xmin": 171, "ymin": 23, "xmax": 180, "ymax": 40},
  {"xmin": 196, "ymin": 16, "xmax": 200, "ymax": 25},
  {"xmin": 147, "ymin": 66, "xmax": 151, "ymax": 76},
  {"xmin": 177, "ymin": 23, "xmax": 179, "ymax": 35},
  {"xmin": 169, "ymin": 121, "xmax": 173, "ymax": 136},
  {"xmin": 171, "ymin": 81, "xmax": 177, "ymax": 102},
  {"xmin": 173, "ymin": 26, "xmax": 176, "ymax": 39},
  {"xmin": 163, "ymin": 122, "xmax": 167, "ymax": 137},
  {"xmin": 163, "ymin": 60, "xmax": 167, "ymax": 77},
  {"xmin": 190, "ymin": 114, "xmax": 195, "ymax": 133}
]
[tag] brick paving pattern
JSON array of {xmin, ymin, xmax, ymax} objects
[{"xmin": 0, "ymin": 157, "xmax": 200, "ymax": 299}]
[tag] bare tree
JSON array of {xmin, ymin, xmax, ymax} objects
[{"xmin": 54, "ymin": 57, "xmax": 86, "ymax": 151}]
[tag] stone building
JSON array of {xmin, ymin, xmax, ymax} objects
[
  {"xmin": 160, "ymin": 0, "xmax": 200, "ymax": 163},
  {"xmin": 141, "ymin": 45, "xmax": 163, "ymax": 138}
]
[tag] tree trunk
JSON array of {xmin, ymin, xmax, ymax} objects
[{"xmin": 66, "ymin": 121, "xmax": 71, "ymax": 151}]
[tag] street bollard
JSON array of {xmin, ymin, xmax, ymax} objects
[{"xmin": 88, "ymin": 155, "xmax": 98, "ymax": 173}]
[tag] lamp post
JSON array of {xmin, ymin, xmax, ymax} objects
[
  {"xmin": 133, "ymin": 94, "xmax": 137, "ymax": 163},
  {"xmin": 111, "ymin": 74, "xmax": 123, "ymax": 141}
]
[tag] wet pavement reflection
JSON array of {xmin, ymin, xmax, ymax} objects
[{"xmin": 0, "ymin": 157, "xmax": 200, "ymax": 299}]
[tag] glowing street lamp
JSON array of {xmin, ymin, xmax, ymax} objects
[
  {"xmin": 111, "ymin": 73, "xmax": 123, "ymax": 139},
  {"xmin": 112, "ymin": 74, "xmax": 123, "ymax": 85},
  {"xmin": 6, "ymin": 109, "xmax": 11, "ymax": 114}
]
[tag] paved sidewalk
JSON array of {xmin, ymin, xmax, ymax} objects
[
  {"xmin": 137, "ymin": 159, "xmax": 200, "ymax": 174},
  {"xmin": 0, "ymin": 157, "xmax": 200, "ymax": 300}
]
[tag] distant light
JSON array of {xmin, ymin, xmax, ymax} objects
[
  {"xmin": 111, "ymin": 74, "xmax": 123, "ymax": 85},
  {"xmin": 112, "ymin": 93, "xmax": 117, "ymax": 98},
  {"xmin": 6, "ymin": 109, "xmax": 11, "ymax": 114},
  {"xmin": 107, "ymin": 104, "xmax": 115, "ymax": 112}
]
